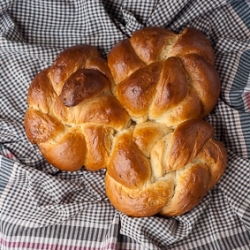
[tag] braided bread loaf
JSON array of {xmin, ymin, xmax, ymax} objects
[
  {"xmin": 108, "ymin": 27, "xmax": 220, "ymax": 127},
  {"xmin": 24, "ymin": 44, "xmax": 131, "ymax": 171},
  {"xmin": 105, "ymin": 119, "xmax": 227, "ymax": 217},
  {"xmin": 24, "ymin": 27, "xmax": 227, "ymax": 217}
]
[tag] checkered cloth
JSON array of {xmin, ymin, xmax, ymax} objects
[{"xmin": 1, "ymin": 0, "xmax": 250, "ymax": 249}]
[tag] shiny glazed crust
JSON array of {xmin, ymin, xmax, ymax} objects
[
  {"xmin": 24, "ymin": 28, "xmax": 227, "ymax": 217},
  {"xmin": 105, "ymin": 119, "xmax": 227, "ymax": 217},
  {"xmin": 108, "ymin": 27, "xmax": 220, "ymax": 127},
  {"xmin": 24, "ymin": 44, "xmax": 131, "ymax": 171}
]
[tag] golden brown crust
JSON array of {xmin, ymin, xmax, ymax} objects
[
  {"xmin": 25, "ymin": 44, "xmax": 130, "ymax": 172},
  {"xmin": 59, "ymin": 68, "xmax": 110, "ymax": 107},
  {"xmin": 114, "ymin": 62, "xmax": 162, "ymax": 123},
  {"xmin": 108, "ymin": 27, "xmax": 220, "ymax": 127},
  {"xmin": 105, "ymin": 119, "xmax": 227, "ymax": 217},
  {"xmin": 108, "ymin": 129, "xmax": 151, "ymax": 189},
  {"xmin": 159, "ymin": 163, "xmax": 210, "ymax": 216},
  {"xmin": 108, "ymin": 39, "xmax": 146, "ymax": 85},
  {"xmin": 24, "ymin": 27, "xmax": 227, "ymax": 216},
  {"xmin": 133, "ymin": 121, "xmax": 172, "ymax": 158},
  {"xmin": 151, "ymin": 58, "xmax": 187, "ymax": 112},
  {"xmin": 166, "ymin": 119, "xmax": 214, "ymax": 171},
  {"xmin": 49, "ymin": 44, "xmax": 100, "ymax": 96},
  {"xmin": 105, "ymin": 173, "xmax": 175, "ymax": 217},
  {"xmin": 24, "ymin": 108, "xmax": 65, "ymax": 144},
  {"xmin": 26, "ymin": 68, "xmax": 56, "ymax": 114},
  {"xmin": 39, "ymin": 128, "xmax": 86, "ymax": 172},
  {"xmin": 82, "ymin": 124, "xmax": 115, "ymax": 171},
  {"xmin": 169, "ymin": 28, "xmax": 215, "ymax": 65},
  {"xmin": 130, "ymin": 26, "xmax": 177, "ymax": 63}
]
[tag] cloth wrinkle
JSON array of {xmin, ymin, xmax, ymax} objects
[{"xmin": 0, "ymin": 0, "xmax": 250, "ymax": 249}]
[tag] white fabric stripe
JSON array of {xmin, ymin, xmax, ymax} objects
[{"xmin": 0, "ymin": 0, "xmax": 250, "ymax": 249}]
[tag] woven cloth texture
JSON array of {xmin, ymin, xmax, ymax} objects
[{"xmin": 0, "ymin": 0, "xmax": 250, "ymax": 249}]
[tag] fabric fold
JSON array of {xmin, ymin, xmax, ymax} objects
[{"xmin": 1, "ymin": 0, "xmax": 250, "ymax": 249}]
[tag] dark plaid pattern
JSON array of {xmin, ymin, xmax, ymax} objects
[{"xmin": 0, "ymin": 0, "xmax": 250, "ymax": 249}]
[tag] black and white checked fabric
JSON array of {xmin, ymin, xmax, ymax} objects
[{"xmin": 1, "ymin": 0, "xmax": 250, "ymax": 249}]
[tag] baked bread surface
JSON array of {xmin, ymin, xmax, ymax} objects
[
  {"xmin": 105, "ymin": 119, "xmax": 227, "ymax": 217},
  {"xmin": 25, "ymin": 44, "xmax": 131, "ymax": 171},
  {"xmin": 108, "ymin": 27, "xmax": 220, "ymax": 126},
  {"xmin": 24, "ymin": 27, "xmax": 227, "ymax": 216}
]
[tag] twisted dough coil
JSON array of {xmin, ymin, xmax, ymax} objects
[
  {"xmin": 24, "ymin": 44, "xmax": 131, "ymax": 171},
  {"xmin": 105, "ymin": 119, "xmax": 227, "ymax": 217},
  {"xmin": 108, "ymin": 27, "xmax": 220, "ymax": 127},
  {"xmin": 24, "ymin": 27, "xmax": 227, "ymax": 217}
]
